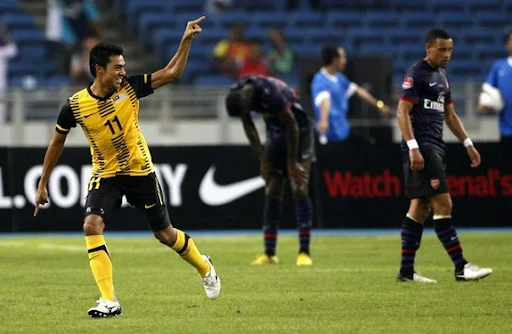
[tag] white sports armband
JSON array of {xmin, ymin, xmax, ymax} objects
[
  {"xmin": 406, "ymin": 139, "xmax": 419, "ymax": 150},
  {"xmin": 463, "ymin": 138, "xmax": 474, "ymax": 148}
]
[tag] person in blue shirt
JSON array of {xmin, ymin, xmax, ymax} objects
[
  {"xmin": 310, "ymin": 45, "xmax": 391, "ymax": 143},
  {"xmin": 478, "ymin": 31, "xmax": 512, "ymax": 156}
]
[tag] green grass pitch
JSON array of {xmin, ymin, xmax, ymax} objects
[{"xmin": 1, "ymin": 232, "xmax": 510, "ymax": 333}]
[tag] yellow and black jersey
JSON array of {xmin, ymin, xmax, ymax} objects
[{"xmin": 56, "ymin": 74, "xmax": 155, "ymax": 178}]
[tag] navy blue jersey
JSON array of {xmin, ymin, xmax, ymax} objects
[
  {"xmin": 399, "ymin": 60, "xmax": 452, "ymax": 156},
  {"xmin": 230, "ymin": 75, "xmax": 311, "ymax": 136}
]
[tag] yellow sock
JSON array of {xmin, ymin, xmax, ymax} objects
[
  {"xmin": 85, "ymin": 235, "xmax": 116, "ymax": 301},
  {"xmin": 171, "ymin": 229, "xmax": 210, "ymax": 277}
]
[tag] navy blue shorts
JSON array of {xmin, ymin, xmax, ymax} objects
[{"xmin": 265, "ymin": 124, "xmax": 316, "ymax": 171}]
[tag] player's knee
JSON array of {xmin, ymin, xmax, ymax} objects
[
  {"xmin": 154, "ymin": 226, "xmax": 176, "ymax": 246},
  {"xmin": 436, "ymin": 198, "xmax": 453, "ymax": 215},
  {"xmin": 83, "ymin": 215, "xmax": 105, "ymax": 235}
]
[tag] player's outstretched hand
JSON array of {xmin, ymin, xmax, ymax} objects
[
  {"xmin": 409, "ymin": 149, "xmax": 424, "ymax": 171},
  {"xmin": 34, "ymin": 187, "xmax": 49, "ymax": 216},
  {"xmin": 380, "ymin": 105, "xmax": 393, "ymax": 118},
  {"xmin": 467, "ymin": 146, "xmax": 481, "ymax": 168},
  {"xmin": 183, "ymin": 16, "xmax": 205, "ymax": 40}
]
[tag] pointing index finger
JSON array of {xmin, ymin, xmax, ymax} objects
[
  {"xmin": 191, "ymin": 16, "xmax": 206, "ymax": 25},
  {"xmin": 33, "ymin": 204, "xmax": 39, "ymax": 217}
]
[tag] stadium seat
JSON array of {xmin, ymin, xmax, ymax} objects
[
  {"xmin": 125, "ymin": 0, "xmax": 168, "ymax": 26},
  {"xmin": 466, "ymin": 0, "xmax": 502, "ymax": 14},
  {"xmin": 305, "ymin": 28, "xmax": 345, "ymax": 46},
  {"xmin": 168, "ymin": 0, "xmax": 204, "ymax": 13},
  {"xmin": 364, "ymin": 11, "xmax": 401, "ymax": 30},
  {"xmin": 476, "ymin": 12, "xmax": 509, "ymax": 29},
  {"xmin": 465, "ymin": 30, "xmax": 498, "ymax": 45},
  {"xmin": 152, "ymin": 29, "xmax": 183, "ymax": 55},
  {"xmin": 400, "ymin": 12, "xmax": 438, "ymax": 33},
  {"xmin": 474, "ymin": 44, "xmax": 508, "ymax": 62},
  {"xmin": 196, "ymin": 30, "xmax": 229, "ymax": 47},
  {"xmin": 387, "ymin": 30, "xmax": 420, "ymax": 48},
  {"xmin": 236, "ymin": 0, "xmax": 282, "ymax": 11},
  {"xmin": 282, "ymin": 26, "xmax": 306, "ymax": 46},
  {"xmin": 429, "ymin": 0, "xmax": 466, "ymax": 12},
  {"xmin": 9, "ymin": 29, "xmax": 44, "ymax": 45},
  {"xmin": 137, "ymin": 12, "xmax": 175, "ymax": 45},
  {"xmin": 244, "ymin": 28, "xmax": 268, "ymax": 41},
  {"xmin": 326, "ymin": 11, "xmax": 363, "ymax": 30},
  {"xmin": 358, "ymin": 44, "xmax": 397, "ymax": 58},
  {"xmin": 447, "ymin": 60, "xmax": 481, "ymax": 80},
  {"xmin": 2, "ymin": 13, "xmax": 34, "ymax": 29},
  {"xmin": 388, "ymin": 0, "xmax": 428, "ymax": 12},
  {"xmin": 437, "ymin": 12, "xmax": 473, "ymax": 30},
  {"xmin": 289, "ymin": 12, "xmax": 324, "ymax": 29},
  {"xmin": 250, "ymin": 12, "xmax": 288, "ymax": 30},
  {"xmin": 348, "ymin": 29, "xmax": 386, "ymax": 48},
  {"xmin": 451, "ymin": 44, "xmax": 475, "ymax": 63},
  {"xmin": 209, "ymin": 12, "xmax": 250, "ymax": 29},
  {"xmin": 195, "ymin": 74, "xmax": 233, "ymax": 86}
]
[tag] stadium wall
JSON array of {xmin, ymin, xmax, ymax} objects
[{"xmin": 0, "ymin": 143, "xmax": 511, "ymax": 232}]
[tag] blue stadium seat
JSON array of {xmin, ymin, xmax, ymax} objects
[
  {"xmin": 250, "ymin": 12, "xmax": 288, "ymax": 30},
  {"xmin": 474, "ymin": 44, "xmax": 507, "ymax": 62},
  {"xmin": 0, "ymin": 0, "xmax": 19, "ymax": 13},
  {"xmin": 348, "ymin": 29, "xmax": 386, "ymax": 48},
  {"xmin": 358, "ymin": 44, "xmax": 397, "ymax": 58},
  {"xmin": 437, "ymin": 12, "xmax": 473, "ymax": 30},
  {"xmin": 125, "ymin": 0, "xmax": 168, "ymax": 26},
  {"xmin": 2, "ymin": 13, "xmax": 34, "ymax": 29},
  {"xmin": 292, "ymin": 42, "xmax": 322, "ymax": 57},
  {"xmin": 476, "ymin": 12, "xmax": 509, "ymax": 29},
  {"xmin": 466, "ymin": 0, "xmax": 502, "ymax": 14},
  {"xmin": 173, "ymin": 13, "xmax": 217, "ymax": 31},
  {"xmin": 289, "ymin": 12, "xmax": 323, "ymax": 29},
  {"xmin": 326, "ymin": 11, "xmax": 363, "ymax": 29},
  {"xmin": 195, "ymin": 74, "xmax": 233, "ymax": 86},
  {"xmin": 282, "ymin": 26, "xmax": 306, "ymax": 46},
  {"xmin": 465, "ymin": 30, "xmax": 498, "ymax": 45},
  {"xmin": 400, "ymin": 12, "xmax": 438, "ymax": 32},
  {"xmin": 364, "ymin": 11, "xmax": 401, "ymax": 29},
  {"xmin": 305, "ymin": 28, "xmax": 344, "ymax": 46},
  {"xmin": 137, "ymin": 12, "xmax": 175, "ymax": 45},
  {"xmin": 168, "ymin": 0, "xmax": 204, "ymax": 13},
  {"xmin": 451, "ymin": 44, "xmax": 474, "ymax": 62},
  {"xmin": 236, "ymin": 0, "xmax": 282, "ymax": 11},
  {"xmin": 401, "ymin": 48, "xmax": 423, "ymax": 64},
  {"xmin": 387, "ymin": 30, "xmax": 420, "ymax": 48},
  {"xmin": 388, "ymin": 0, "xmax": 427, "ymax": 12},
  {"xmin": 209, "ymin": 12, "xmax": 250, "ymax": 29},
  {"xmin": 429, "ymin": 0, "xmax": 466, "ymax": 12},
  {"xmin": 447, "ymin": 60, "xmax": 481, "ymax": 80},
  {"xmin": 18, "ymin": 45, "xmax": 45, "ymax": 60},
  {"xmin": 321, "ymin": 0, "xmax": 359, "ymax": 10},
  {"xmin": 244, "ymin": 28, "xmax": 268, "ymax": 41},
  {"xmin": 9, "ymin": 29, "xmax": 43, "ymax": 44},
  {"xmin": 196, "ymin": 30, "xmax": 229, "ymax": 46},
  {"xmin": 275, "ymin": 73, "xmax": 299, "ymax": 87}
]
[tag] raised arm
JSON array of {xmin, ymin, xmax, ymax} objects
[
  {"xmin": 151, "ymin": 16, "xmax": 205, "ymax": 89},
  {"xmin": 355, "ymin": 85, "xmax": 392, "ymax": 118}
]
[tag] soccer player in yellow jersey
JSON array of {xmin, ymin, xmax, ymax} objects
[{"xmin": 33, "ymin": 16, "xmax": 221, "ymax": 318}]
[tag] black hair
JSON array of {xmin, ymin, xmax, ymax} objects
[
  {"xmin": 89, "ymin": 43, "xmax": 123, "ymax": 77},
  {"xmin": 322, "ymin": 44, "xmax": 340, "ymax": 66},
  {"xmin": 225, "ymin": 90, "xmax": 246, "ymax": 117},
  {"xmin": 425, "ymin": 28, "xmax": 451, "ymax": 45}
]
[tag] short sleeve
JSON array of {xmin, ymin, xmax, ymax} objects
[
  {"xmin": 127, "ymin": 74, "xmax": 154, "ymax": 99},
  {"xmin": 55, "ymin": 101, "xmax": 76, "ymax": 135},
  {"xmin": 311, "ymin": 77, "xmax": 330, "ymax": 107},
  {"xmin": 484, "ymin": 61, "xmax": 500, "ymax": 88},
  {"xmin": 399, "ymin": 69, "xmax": 420, "ymax": 104}
]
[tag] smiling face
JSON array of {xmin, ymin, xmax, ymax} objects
[{"xmin": 96, "ymin": 55, "xmax": 126, "ymax": 91}]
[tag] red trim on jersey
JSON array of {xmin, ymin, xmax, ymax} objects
[
  {"xmin": 276, "ymin": 102, "xmax": 293, "ymax": 120},
  {"xmin": 399, "ymin": 97, "xmax": 419, "ymax": 104},
  {"xmin": 446, "ymin": 100, "xmax": 453, "ymax": 105}
]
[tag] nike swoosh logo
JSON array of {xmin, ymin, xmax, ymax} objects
[
  {"xmin": 145, "ymin": 203, "xmax": 157, "ymax": 209},
  {"xmin": 429, "ymin": 82, "xmax": 437, "ymax": 87},
  {"xmin": 199, "ymin": 166, "xmax": 265, "ymax": 206}
]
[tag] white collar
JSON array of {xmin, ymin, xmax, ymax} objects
[
  {"xmin": 508, "ymin": 56, "xmax": 512, "ymax": 67},
  {"xmin": 321, "ymin": 68, "xmax": 338, "ymax": 82}
]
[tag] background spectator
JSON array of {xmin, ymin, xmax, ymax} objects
[
  {"xmin": 211, "ymin": 23, "xmax": 250, "ymax": 78},
  {"xmin": 267, "ymin": 30, "xmax": 294, "ymax": 76},
  {"xmin": 45, "ymin": 0, "xmax": 103, "ymax": 76},
  {"xmin": 70, "ymin": 35, "xmax": 100, "ymax": 86},
  {"xmin": 238, "ymin": 39, "xmax": 269, "ymax": 78},
  {"xmin": 0, "ymin": 25, "xmax": 18, "ymax": 123},
  {"xmin": 204, "ymin": 0, "xmax": 233, "ymax": 13}
]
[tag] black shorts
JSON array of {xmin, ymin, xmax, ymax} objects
[
  {"xmin": 85, "ymin": 172, "xmax": 171, "ymax": 232},
  {"xmin": 265, "ymin": 124, "xmax": 316, "ymax": 171},
  {"xmin": 403, "ymin": 150, "xmax": 449, "ymax": 199}
]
